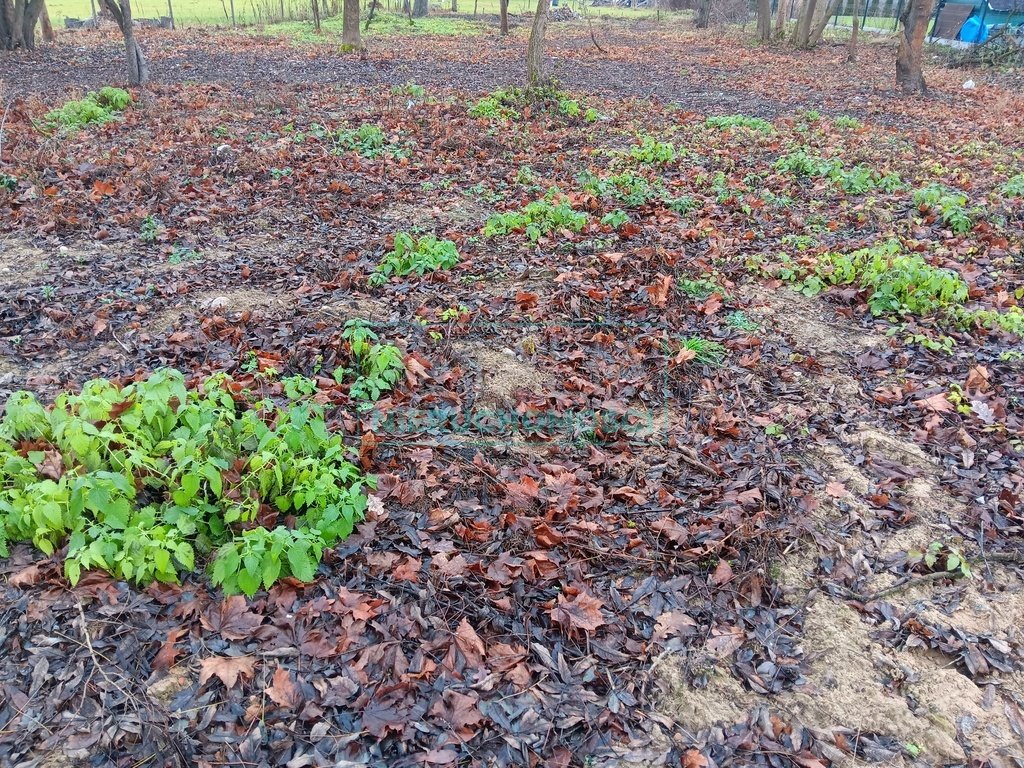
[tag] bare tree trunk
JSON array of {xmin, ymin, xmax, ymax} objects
[
  {"xmin": 795, "ymin": 0, "xmax": 816, "ymax": 46},
  {"xmin": 895, "ymin": 0, "xmax": 933, "ymax": 93},
  {"xmin": 342, "ymin": 0, "xmax": 359, "ymax": 45},
  {"xmin": 166, "ymin": 0, "xmax": 174, "ymax": 28},
  {"xmin": 229, "ymin": 0, "xmax": 235, "ymax": 24},
  {"xmin": 525, "ymin": 0, "xmax": 549, "ymax": 87},
  {"xmin": 774, "ymin": 0, "xmax": 786, "ymax": 34},
  {"xmin": 310, "ymin": 0, "xmax": 320, "ymax": 29},
  {"xmin": 412, "ymin": 0, "xmax": 426, "ymax": 16},
  {"xmin": 808, "ymin": 0, "xmax": 841, "ymax": 44},
  {"xmin": 451, "ymin": 0, "xmax": 456, "ymax": 10},
  {"xmin": 756, "ymin": 0, "xmax": 770, "ymax": 39},
  {"xmin": 40, "ymin": 0, "xmax": 54, "ymax": 41},
  {"xmin": 499, "ymin": 0, "xmax": 508, "ymax": 33},
  {"xmin": 22, "ymin": 0, "xmax": 43, "ymax": 48},
  {"xmin": 100, "ymin": 0, "xmax": 149, "ymax": 84},
  {"xmin": 694, "ymin": 0, "xmax": 710, "ymax": 27},
  {"xmin": 847, "ymin": 0, "xmax": 859, "ymax": 59}
]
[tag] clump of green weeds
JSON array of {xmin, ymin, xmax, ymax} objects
[
  {"xmin": 483, "ymin": 193, "xmax": 588, "ymax": 242},
  {"xmin": 765, "ymin": 239, "xmax": 969, "ymax": 318},
  {"xmin": 44, "ymin": 87, "xmax": 132, "ymax": 131},
  {"xmin": 629, "ymin": 135, "xmax": 678, "ymax": 165},
  {"xmin": 339, "ymin": 319, "xmax": 405, "ymax": 401},
  {"xmin": 774, "ymin": 151, "xmax": 902, "ymax": 194},
  {"xmin": 912, "ymin": 184, "xmax": 975, "ymax": 234},
  {"xmin": 705, "ymin": 114, "xmax": 774, "ymax": 133},
  {"xmin": 674, "ymin": 336, "xmax": 727, "ymax": 366},
  {"xmin": 334, "ymin": 123, "xmax": 403, "ymax": 159},
  {"xmin": 0, "ymin": 369, "xmax": 373, "ymax": 596},
  {"xmin": 1002, "ymin": 174, "xmax": 1024, "ymax": 198},
  {"xmin": 139, "ymin": 215, "xmax": 161, "ymax": 243},
  {"xmin": 369, "ymin": 232, "xmax": 460, "ymax": 286}
]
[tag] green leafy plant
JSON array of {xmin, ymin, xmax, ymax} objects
[
  {"xmin": 44, "ymin": 87, "xmax": 132, "ymax": 131},
  {"xmin": 139, "ymin": 215, "xmax": 161, "ymax": 243},
  {"xmin": 269, "ymin": 167, "xmax": 293, "ymax": 180},
  {"xmin": 168, "ymin": 245, "xmax": 201, "ymax": 265},
  {"xmin": 340, "ymin": 319, "xmax": 405, "ymax": 401},
  {"xmin": 804, "ymin": 240, "xmax": 968, "ymax": 317},
  {"xmin": 558, "ymin": 98, "xmax": 581, "ymax": 117},
  {"xmin": 629, "ymin": 135, "xmax": 677, "ymax": 165},
  {"xmin": 484, "ymin": 194, "xmax": 588, "ymax": 242},
  {"xmin": 907, "ymin": 541, "xmax": 972, "ymax": 579},
  {"xmin": 0, "ymin": 370, "xmax": 372, "ymax": 595},
  {"xmin": 369, "ymin": 232, "xmax": 460, "ymax": 286},
  {"xmin": 774, "ymin": 151, "xmax": 901, "ymax": 194},
  {"xmin": 584, "ymin": 107, "xmax": 602, "ymax": 123},
  {"xmin": 705, "ymin": 114, "xmax": 774, "ymax": 133},
  {"xmin": 678, "ymin": 276, "xmax": 725, "ymax": 300},
  {"xmin": 833, "ymin": 115, "xmax": 863, "ymax": 130},
  {"xmin": 334, "ymin": 124, "xmax": 402, "ymax": 158},
  {"xmin": 912, "ymin": 184, "xmax": 974, "ymax": 234},
  {"xmin": 469, "ymin": 88, "xmax": 523, "ymax": 120},
  {"xmin": 1002, "ymin": 174, "xmax": 1024, "ymax": 199},
  {"xmin": 600, "ymin": 209, "xmax": 630, "ymax": 228},
  {"xmin": 0, "ymin": 173, "xmax": 16, "ymax": 192},
  {"xmin": 725, "ymin": 311, "xmax": 759, "ymax": 332}
]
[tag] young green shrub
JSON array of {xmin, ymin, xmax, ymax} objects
[
  {"xmin": 44, "ymin": 87, "xmax": 133, "ymax": 131},
  {"xmin": 334, "ymin": 124, "xmax": 401, "ymax": 158},
  {"xmin": 0, "ymin": 369, "xmax": 373, "ymax": 595},
  {"xmin": 629, "ymin": 135, "xmax": 678, "ymax": 165},
  {"xmin": 1000, "ymin": 174, "xmax": 1024, "ymax": 199},
  {"xmin": 705, "ymin": 114, "xmax": 774, "ymax": 133},
  {"xmin": 791, "ymin": 239, "xmax": 970, "ymax": 317},
  {"xmin": 368, "ymin": 232, "xmax": 460, "ymax": 286},
  {"xmin": 340, "ymin": 319, "xmax": 405, "ymax": 401},
  {"xmin": 483, "ymin": 195, "xmax": 588, "ymax": 242},
  {"xmin": 912, "ymin": 184, "xmax": 974, "ymax": 234}
]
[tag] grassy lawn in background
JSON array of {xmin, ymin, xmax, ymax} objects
[{"xmin": 45, "ymin": 0, "xmax": 659, "ymax": 27}]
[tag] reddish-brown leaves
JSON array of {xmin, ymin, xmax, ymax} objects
[
  {"xmin": 549, "ymin": 586, "xmax": 605, "ymax": 634},
  {"xmin": 200, "ymin": 596, "xmax": 263, "ymax": 640},
  {"xmin": 265, "ymin": 666, "xmax": 303, "ymax": 709}
]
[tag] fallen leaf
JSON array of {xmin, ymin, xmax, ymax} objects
[{"xmin": 199, "ymin": 655, "xmax": 257, "ymax": 689}]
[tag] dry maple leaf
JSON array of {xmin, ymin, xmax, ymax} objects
[
  {"xmin": 653, "ymin": 610, "xmax": 698, "ymax": 642},
  {"xmin": 199, "ymin": 655, "xmax": 257, "ymax": 689},
  {"xmin": 152, "ymin": 627, "xmax": 185, "ymax": 672},
  {"xmin": 454, "ymin": 618, "xmax": 486, "ymax": 668},
  {"xmin": 199, "ymin": 596, "xmax": 263, "ymax": 640},
  {"xmin": 429, "ymin": 690, "xmax": 484, "ymax": 739},
  {"xmin": 265, "ymin": 666, "xmax": 302, "ymax": 709},
  {"xmin": 549, "ymin": 588, "xmax": 605, "ymax": 634}
]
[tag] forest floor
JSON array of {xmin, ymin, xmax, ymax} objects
[{"xmin": 1, "ymin": 16, "xmax": 1023, "ymax": 768}]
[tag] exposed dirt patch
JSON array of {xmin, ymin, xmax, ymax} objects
[
  {"xmin": 146, "ymin": 665, "xmax": 193, "ymax": 710},
  {"xmin": 383, "ymin": 198, "xmax": 491, "ymax": 233},
  {"xmin": 454, "ymin": 341, "xmax": 550, "ymax": 406},
  {"xmin": 0, "ymin": 237, "xmax": 47, "ymax": 285}
]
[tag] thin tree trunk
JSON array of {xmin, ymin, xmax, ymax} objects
[
  {"xmin": 22, "ymin": 0, "xmax": 43, "ymax": 48},
  {"xmin": 451, "ymin": 0, "xmax": 456, "ymax": 10},
  {"xmin": 774, "ymin": 0, "xmax": 786, "ymax": 34},
  {"xmin": 895, "ymin": 0, "xmax": 933, "ymax": 93},
  {"xmin": 525, "ymin": 0, "xmax": 549, "ymax": 87},
  {"xmin": 229, "ymin": 0, "xmax": 235, "ymax": 25},
  {"xmin": 364, "ymin": 0, "xmax": 378, "ymax": 29},
  {"xmin": 695, "ymin": 0, "xmax": 710, "ymax": 27},
  {"xmin": 795, "ymin": 0, "xmax": 816, "ymax": 46},
  {"xmin": 847, "ymin": 0, "xmax": 859, "ymax": 59},
  {"xmin": 311, "ymin": 0, "xmax": 320, "ymax": 29},
  {"xmin": 756, "ymin": 0, "xmax": 770, "ymax": 39},
  {"xmin": 40, "ymin": 0, "xmax": 54, "ymax": 41},
  {"xmin": 166, "ymin": 0, "xmax": 174, "ymax": 27},
  {"xmin": 100, "ymin": 0, "xmax": 149, "ymax": 84},
  {"xmin": 808, "ymin": 0, "xmax": 841, "ymax": 44},
  {"xmin": 499, "ymin": 0, "xmax": 508, "ymax": 33},
  {"xmin": 342, "ymin": 0, "xmax": 359, "ymax": 45}
]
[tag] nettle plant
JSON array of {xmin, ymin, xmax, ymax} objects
[
  {"xmin": 629, "ymin": 135, "xmax": 678, "ymax": 165},
  {"xmin": 704, "ymin": 114, "xmax": 774, "ymax": 133},
  {"xmin": 369, "ymin": 232, "xmax": 460, "ymax": 287},
  {"xmin": 0, "ymin": 370, "xmax": 373, "ymax": 596},
  {"xmin": 774, "ymin": 150, "xmax": 903, "ymax": 194},
  {"xmin": 43, "ymin": 86, "xmax": 132, "ymax": 132},
  {"xmin": 484, "ymin": 192, "xmax": 588, "ymax": 242},
  {"xmin": 338, "ymin": 319, "xmax": 405, "ymax": 401},
  {"xmin": 333, "ymin": 123, "xmax": 404, "ymax": 159},
  {"xmin": 912, "ymin": 183, "xmax": 975, "ymax": 234},
  {"xmin": 770, "ymin": 239, "xmax": 969, "ymax": 318}
]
